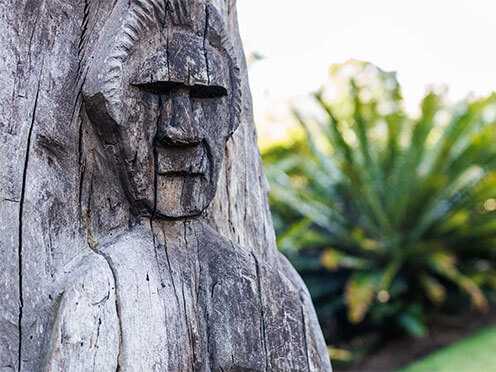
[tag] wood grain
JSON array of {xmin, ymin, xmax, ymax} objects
[{"xmin": 0, "ymin": 1, "xmax": 332, "ymax": 371}]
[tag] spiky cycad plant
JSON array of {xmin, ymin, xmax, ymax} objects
[{"xmin": 264, "ymin": 60, "xmax": 496, "ymax": 338}]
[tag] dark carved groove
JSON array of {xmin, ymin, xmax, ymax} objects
[{"xmin": 18, "ymin": 71, "xmax": 42, "ymax": 372}]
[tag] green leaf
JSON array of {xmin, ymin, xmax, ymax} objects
[
  {"xmin": 398, "ymin": 305, "xmax": 427, "ymax": 338},
  {"xmin": 345, "ymin": 271, "xmax": 379, "ymax": 323}
]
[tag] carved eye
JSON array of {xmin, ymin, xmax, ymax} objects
[
  {"xmin": 189, "ymin": 85, "xmax": 227, "ymax": 99},
  {"xmin": 133, "ymin": 81, "xmax": 176, "ymax": 96},
  {"xmin": 133, "ymin": 81, "xmax": 227, "ymax": 99}
]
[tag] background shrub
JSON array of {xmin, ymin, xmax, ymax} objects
[{"xmin": 263, "ymin": 60, "xmax": 496, "ymax": 351}]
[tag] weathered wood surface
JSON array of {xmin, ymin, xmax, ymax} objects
[{"xmin": 0, "ymin": 1, "xmax": 332, "ymax": 371}]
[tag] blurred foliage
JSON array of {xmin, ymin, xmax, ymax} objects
[{"xmin": 263, "ymin": 60, "xmax": 496, "ymax": 347}]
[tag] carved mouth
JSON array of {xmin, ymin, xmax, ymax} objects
[
  {"xmin": 155, "ymin": 145, "xmax": 208, "ymax": 176},
  {"xmin": 158, "ymin": 171, "xmax": 204, "ymax": 178}
]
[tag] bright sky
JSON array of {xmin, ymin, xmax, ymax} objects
[{"xmin": 237, "ymin": 0, "xmax": 496, "ymax": 142}]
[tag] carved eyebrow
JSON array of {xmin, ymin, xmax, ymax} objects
[{"xmin": 133, "ymin": 81, "xmax": 228, "ymax": 98}]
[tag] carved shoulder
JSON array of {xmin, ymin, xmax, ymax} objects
[
  {"xmin": 277, "ymin": 252, "xmax": 333, "ymax": 372},
  {"xmin": 196, "ymin": 223, "xmax": 332, "ymax": 371},
  {"xmin": 44, "ymin": 253, "xmax": 120, "ymax": 372}
]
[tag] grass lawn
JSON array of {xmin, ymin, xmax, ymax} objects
[{"xmin": 398, "ymin": 325, "xmax": 496, "ymax": 372}]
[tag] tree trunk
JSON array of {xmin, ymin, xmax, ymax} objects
[{"xmin": 0, "ymin": 1, "xmax": 332, "ymax": 371}]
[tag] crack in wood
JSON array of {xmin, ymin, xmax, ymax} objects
[
  {"xmin": 92, "ymin": 318, "xmax": 102, "ymax": 371},
  {"xmin": 18, "ymin": 68, "xmax": 42, "ymax": 372},
  {"xmin": 163, "ymin": 235, "xmax": 181, "ymax": 309},
  {"xmin": 1, "ymin": 199, "xmax": 20, "ymax": 203},
  {"xmin": 203, "ymin": 4, "xmax": 211, "ymax": 85},
  {"xmin": 78, "ymin": 116, "xmax": 86, "ymax": 208},
  {"xmin": 251, "ymin": 253, "xmax": 269, "ymax": 372},
  {"xmin": 97, "ymin": 251, "xmax": 123, "ymax": 372},
  {"xmin": 77, "ymin": 0, "xmax": 90, "ymax": 76}
]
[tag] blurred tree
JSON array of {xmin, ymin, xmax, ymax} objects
[{"xmin": 263, "ymin": 60, "xmax": 496, "ymax": 346}]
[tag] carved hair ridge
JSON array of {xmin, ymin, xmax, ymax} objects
[{"xmin": 102, "ymin": 0, "xmax": 167, "ymax": 101}]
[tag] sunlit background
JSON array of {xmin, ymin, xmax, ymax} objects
[
  {"xmin": 238, "ymin": 0, "xmax": 496, "ymax": 146},
  {"xmin": 238, "ymin": 1, "xmax": 496, "ymax": 371}
]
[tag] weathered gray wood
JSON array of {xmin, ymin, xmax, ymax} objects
[
  {"xmin": 0, "ymin": 1, "xmax": 332, "ymax": 371},
  {"xmin": 1, "ymin": 2, "xmax": 89, "ymax": 370}
]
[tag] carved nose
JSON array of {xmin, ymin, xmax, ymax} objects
[{"xmin": 156, "ymin": 88, "xmax": 203, "ymax": 146}]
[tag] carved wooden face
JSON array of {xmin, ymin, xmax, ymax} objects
[{"xmin": 83, "ymin": 2, "xmax": 240, "ymax": 218}]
